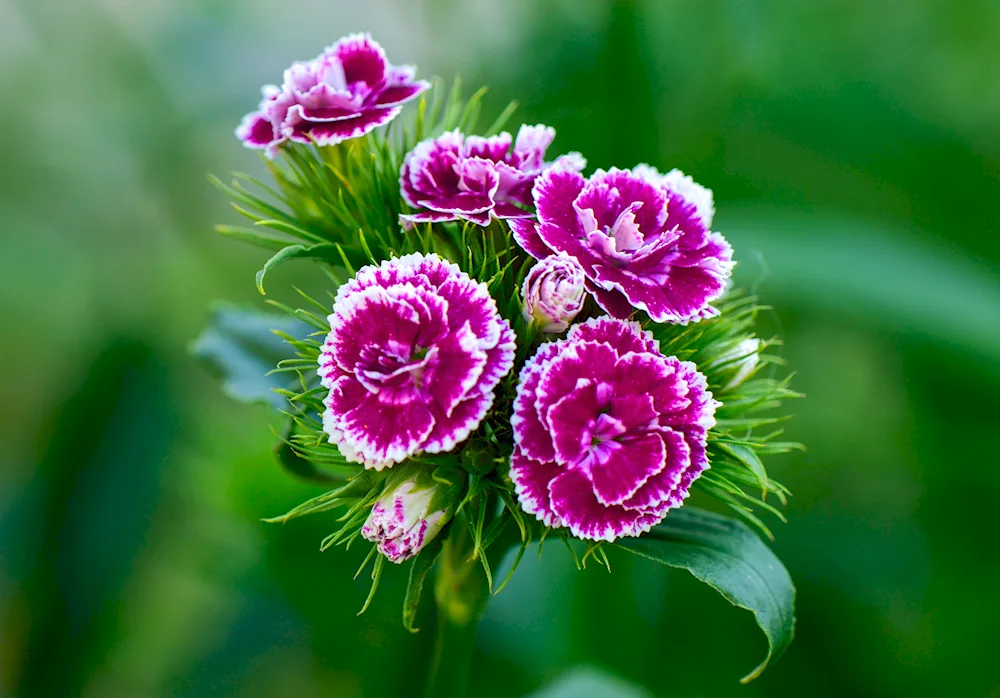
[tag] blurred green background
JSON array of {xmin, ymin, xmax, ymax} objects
[{"xmin": 2, "ymin": 1, "xmax": 999, "ymax": 696}]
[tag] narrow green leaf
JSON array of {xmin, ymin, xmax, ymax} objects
[
  {"xmin": 215, "ymin": 225, "xmax": 298, "ymax": 251},
  {"xmin": 715, "ymin": 442, "xmax": 770, "ymax": 494},
  {"xmin": 402, "ymin": 536, "xmax": 444, "ymax": 633},
  {"xmin": 255, "ymin": 243, "xmax": 340, "ymax": 295},
  {"xmin": 615, "ymin": 507, "xmax": 795, "ymax": 683}
]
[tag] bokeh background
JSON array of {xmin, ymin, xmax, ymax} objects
[{"xmin": 2, "ymin": 1, "xmax": 999, "ymax": 696}]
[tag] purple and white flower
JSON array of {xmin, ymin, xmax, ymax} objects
[
  {"xmin": 521, "ymin": 253, "xmax": 587, "ymax": 333},
  {"xmin": 237, "ymin": 33, "xmax": 428, "ymax": 157},
  {"xmin": 509, "ymin": 317, "xmax": 718, "ymax": 542},
  {"xmin": 509, "ymin": 166, "xmax": 734, "ymax": 324},
  {"xmin": 399, "ymin": 125, "xmax": 585, "ymax": 227},
  {"xmin": 318, "ymin": 253, "xmax": 516, "ymax": 469},
  {"xmin": 362, "ymin": 472, "xmax": 456, "ymax": 563}
]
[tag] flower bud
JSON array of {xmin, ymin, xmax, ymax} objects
[
  {"xmin": 521, "ymin": 253, "xmax": 587, "ymax": 333},
  {"xmin": 714, "ymin": 338, "xmax": 761, "ymax": 390},
  {"xmin": 361, "ymin": 467, "xmax": 461, "ymax": 563}
]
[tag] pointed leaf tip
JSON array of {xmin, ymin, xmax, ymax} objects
[{"xmin": 615, "ymin": 507, "xmax": 795, "ymax": 683}]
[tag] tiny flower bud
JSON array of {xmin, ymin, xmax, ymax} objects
[
  {"xmin": 521, "ymin": 253, "xmax": 587, "ymax": 333},
  {"xmin": 361, "ymin": 467, "xmax": 461, "ymax": 563},
  {"xmin": 715, "ymin": 338, "xmax": 761, "ymax": 390}
]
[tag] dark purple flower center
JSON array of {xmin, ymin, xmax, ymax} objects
[{"xmin": 356, "ymin": 341, "xmax": 431, "ymax": 403}]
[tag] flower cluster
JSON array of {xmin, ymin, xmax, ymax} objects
[
  {"xmin": 226, "ymin": 32, "xmax": 793, "ymax": 569},
  {"xmin": 510, "ymin": 318, "xmax": 717, "ymax": 541},
  {"xmin": 237, "ymin": 33, "xmax": 427, "ymax": 157}
]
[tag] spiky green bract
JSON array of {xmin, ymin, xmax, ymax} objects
[
  {"xmin": 211, "ymin": 80, "xmax": 518, "ymax": 293},
  {"xmin": 642, "ymin": 291, "xmax": 802, "ymax": 538}
]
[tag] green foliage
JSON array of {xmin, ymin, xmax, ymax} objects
[
  {"xmin": 615, "ymin": 507, "xmax": 796, "ymax": 684},
  {"xmin": 403, "ymin": 537, "xmax": 445, "ymax": 632}
]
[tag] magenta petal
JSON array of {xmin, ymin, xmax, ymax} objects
[
  {"xmin": 334, "ymin": 384, "xmax": 436, "ymax": 464},
  {"xmin": 621, "ymin": 428, "xmax": 691, "ymax": 510},
  {"xmin": 510, "ymin": 448, "xmax": 564, "ymax": 528},
  {"xmin": 590, "ymin": 431, "xmax": 666, "ymax": 506},
  {"xmin": 666, "ymin": 428, "xmax": 709, "ymax": 507},
  {"xmin": 332, "ymin": 33, "xmax": 388, "ymax": 86},
  {"xmin": 584, "ymin": 280, "xmax": 635, "ymax": 319},
  {"xmin": 568, "ymin": 316, "xmax": 658, "ymax": 354},
  {"xmin": 298, "ymin": 105, "xmax": 362, "ymax": 122},
  {"xmin": 374, "ymin": 81, "xmax": 428, "ymax": 107},
  {"xmin": 509, "ymin": 219, "xmax": 552, "ymax": 259},
  {"xmin": 301, "ymin": 107, "xmax": 400, "ymax": 145},
  {"xmin": 424, "ymin": 392, "xmax": 493, "ymax": 454},
  {"xmin": 547, "ymin": 381, "xmax": 599, "ymax": 464},
  {"xmin": 424, "ymin": 192, "xmax": 495, "ymax": 216},
  {"xmin": 400, "ymin": 210, "xmax": 459, "ymax": 228},
  {"xmin": 536, "ymin": 343, "xmax": 618, "ymax": 418},
  {"xmin": 591, "ymin": 168, "xmax": 668, "ymax": 234},
  {"xmin": 236, "ymin": 112, "xmax": 278, "ymax": 149},
  {"xmin": 534, "ymin": 168, "xmax": 587, "ymax": 233},
  {"xmin": 511, "ymin": 341, "xmax": 563, "ymax": 462},
  {"xmin": 465, "ymin": 133, "xmax": 513, "ymax": 162},
  {"xmin": 549, "ymin": 468, "xmax": 663, "ymax": 542},
  {"xmin": 421, "ymin": 324, "xmax": 488, "ymax": 416},
  {"xmin": 492, "ymin": 202, "xmax": 533, "ymax": 219}
]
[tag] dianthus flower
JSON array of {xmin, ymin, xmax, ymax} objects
[
  {"xmin": 509, "ymin": 166, "xmax": 734, "ymax": 324},
  {"xmin": 399, "ymin": 125, "xmax": 584, "ymax": 227},
  {"xmin": 510, "ymin": 317, "xmax": 717, "ymax": 541},
  {"xmin": 318, "ymin": 253, "xmax": 515, "ymax": 469},
  {"xmin": 237, "ymin": 33, "xmax": 427, "ymax": 157}
]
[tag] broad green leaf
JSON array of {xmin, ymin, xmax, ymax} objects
[
  {"xmin": 402, "ymin": 536, "xmax": 445, "ymax": 633},
  {"xmin": 190, "ymin": 305, "xmax": 312, "ymax": 410},
  {"xmin": 615, "ymin": 507, "xmax": 795, "ymax": 683},
  {"xmin": 255, "ymin": 243, "xmax": 341, "ymax": 294}
]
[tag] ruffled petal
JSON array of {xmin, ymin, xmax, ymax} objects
[
  {"xmin": 510, "ymin": 448, "xmax": 564, "ymax": 528},
  {"xmin": 621, "ymin": 428, "xmax": 691, "ymax": 511},
  {"xmin": 549, "ymin": 468, "xmax": 663, "ymax": 542},
  {"xmin": 295, "ymin": 107, "xmax": 401, "ymax": 146},
  {"xmin": 330, "ymin": 33, "xmax": 388, "ymax": 86},
  {"xmin": 590, "ymin": 431, "xmax": 666, "ymax": 506},
  {"xmin": 509, "ymin": 218, "xmax": 552, "ymax": 259},
  {"xmin": 567, "ymin": 316, "xmax": 658, "ymax": 354}
]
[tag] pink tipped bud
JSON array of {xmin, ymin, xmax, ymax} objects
[
  {"xmin": 522, "ymin": 253, "xmax": 587, "ymax": 334},
  {"xmin": 361, "ymin": 473, "xmax": 455, "ymax": 563}
]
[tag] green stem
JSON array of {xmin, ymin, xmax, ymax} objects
[{"xmin": 423, "ymin": 521, "xmax": 490, "ymax": 698}]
